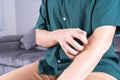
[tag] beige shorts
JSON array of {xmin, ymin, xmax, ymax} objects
[{"xmin": 0, "ymin": 62, "xmax": 117, "ymax": 80}]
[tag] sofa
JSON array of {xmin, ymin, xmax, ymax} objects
[
  {"xmin": 114, "ymin": 35, "xmax": 120, "ymax": 66},
  {"xmin": 0, "ymin": 29, "xmax": 120, "ymax": 76},
  {"xmin": 0, "ymin": 29, "xmax": 46, "ymax": 75}
]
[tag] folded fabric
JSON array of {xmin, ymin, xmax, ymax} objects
[{"xmin": 20, "ymin": 29, "xmax": 36, "ymax": 50}]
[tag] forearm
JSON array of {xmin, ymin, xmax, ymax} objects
[
  {"xmin": 36, "ymin": 28, "xmax": 87, "ymax": 50},
  {"xmin": 61, "ymin": 36, "xmax": 111, "ymax": 80},
  {"xmin": 57, "ymin": 26, "xmax": 116, "ymax": 80},
  {"xmin": 36, "ymin": 29, "xmax": 58, "ymax": 47}
]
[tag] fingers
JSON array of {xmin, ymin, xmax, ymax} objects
[
  {"xmin": 74, "ymin": 32, "xmax": 88, "ymax": 45},
  {"xmin": 62, "ymin": 47, "xmax": 75, "ymax": 59},
  {"xmin": 67, "ymin": 36, "xmax": 84, "ymax": 51},
  {"xmin": 61, "ymin": 43, "xmax": 76, "ymax": 59},
  {"xmin": 73, "ymin": 29, "xmax": 88, "ymax": 45},
  {"xmin": 66, "ymin": 52, "xmax": 75, "ymax": 59},
  {"xmin": 61, "ymin": 41, "xmax": 79, "ymax": 56},
  {"xmin": 57, "ymin": 28, "xmax": 88, "ymax": 60},
  {"xmin": 76, "ymin": 28, "xmax": 87, "ymax": 37}
]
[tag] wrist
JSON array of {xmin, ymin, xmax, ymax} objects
[
  {"xmin": 51, "ymin": 29, "xmax": 62, "ymax": 43},
  {"xmin": 51, "ymin": 30, "xmax": 60, "ymax": 43}
]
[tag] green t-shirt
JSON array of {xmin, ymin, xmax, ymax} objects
[{"xmin": 36, "ymin": 0, "xmax": 120, "ymax": 79}]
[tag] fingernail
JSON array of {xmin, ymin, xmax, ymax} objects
[
  {"xmin": 74, "ymin": 51, "xmax": 79, "ymax": 55},
  {"xmin": 80, "ymin": 46, "xmax": 84, "ymax": 50},
  {"xmin": 86, "ymin": 40, "xmax": 88, "ymax": 44}
]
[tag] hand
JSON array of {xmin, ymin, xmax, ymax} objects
[{"xmin": 53, "ymin": 28, "xmax": 88, "ymax": 59}]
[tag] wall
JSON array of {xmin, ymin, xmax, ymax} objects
[
  {"xmin": 15, "ymin": 0, "xmax": 41, "ymax": 35},
  {"xmin": 0, "ymin": 0, "xmax": 3, "ymax": 30},
  {"xmin": 0, "ymin": 0, "xmax": 41, "ymax": 36},
  {"xmin": 0, "ymin": 0, "xmax": 17, "ymax": 36}
]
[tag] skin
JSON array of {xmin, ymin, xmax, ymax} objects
[
  {"xmin": 36, "ymin": 28, "xmax": 88, "ymax": 58},
  {"xmin": 36, "ymin": 26, "xmax": 116, "ymax": 80}
]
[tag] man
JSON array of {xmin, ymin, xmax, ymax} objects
[{"xmin": 1, "ymin": 0, "xmax": 120, "ymax": 80}]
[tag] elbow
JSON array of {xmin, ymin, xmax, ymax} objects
[
  {"xmin": 35, "ymin": 29, "xmax": 44, "ymax": 47},
  {"xmin": 36, "ymin": 34, "xmax": 49, "ymax": 48},
  {"xmin": 36, "ymin": 38, "xmax": 41, "ymax": 46},
  {"xmin": 36, "ymin": 35, "xmax": 42, "ymax": 46},
  {"xmin": 36, "ymin": 36, "xmax": 47, "ymax": 47}
]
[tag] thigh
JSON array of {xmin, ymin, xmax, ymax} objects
[
  {"xmin": 0, "ymin": 62, "xmax": 58, "ymax": 80},
  {"xmin": 0, "ymin": 62, "xmax": 40, "ymax": 80},
  {"xmin": 85, "ymin": 72, "xmax": 117, "ymax": 80}
]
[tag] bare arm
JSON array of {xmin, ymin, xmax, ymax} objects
[
  {"xmin": 57, "ymin": 26, "xmax": 116, "ymax": 80},
  {"xmin": 36, "ymin": 28, "xmax": 87, "ymax": 57},
  {"xmin": 36, "ymin": 29, "xmax": 58, "ymax": 47}
]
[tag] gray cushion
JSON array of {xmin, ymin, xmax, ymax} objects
[
  {"xmin": 0, "ymin": 65, "xmax": 17, "ymax": 75},
  {"xmin": 0, "ymin": 35, "xmax": 22, "ymax": 43},
  {"xmin": 114, "ymin": 36, "xmax": 120, "ymax": 66},
  {"xmin": 0, "ymin": 49, "xmax": 45, "ymax": 67},
  {"xmin": 114, "ymin": 35, "xmax": 120, "ymax": 52},
  {"xmin": 0, "ymin": 41, "xmax": 20, "ymax": 50},
  {"xmin": 116, "ymin": 53, "xmax": 120, "ymax": 66},
  {"xmin": 20, "ymin": 29, "xmax": 36, "ymax": 50}
]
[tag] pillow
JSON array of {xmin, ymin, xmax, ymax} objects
[
  {"xmin": 0, "ymin": 35, "xmax": 23, "ymax": 43},
  {"xmin": 114, "ymin": 35, "xmax": 120, "ymax": 52},
  {"xmin": 20, "ymin": 29, "xmax": 36, "ymax": 50},
  {"xmin": 0, "ymin": 41, "xmax": 20, "ymax": 50}
]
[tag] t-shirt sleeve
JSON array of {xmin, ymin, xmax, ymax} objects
[
  {"xmin": 92, "ymin": 0, "xmax": 120, "ymax": 35},
  {"xmin": 35, "ymin": 0, "xmax": 48, "ymax": 30}
]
